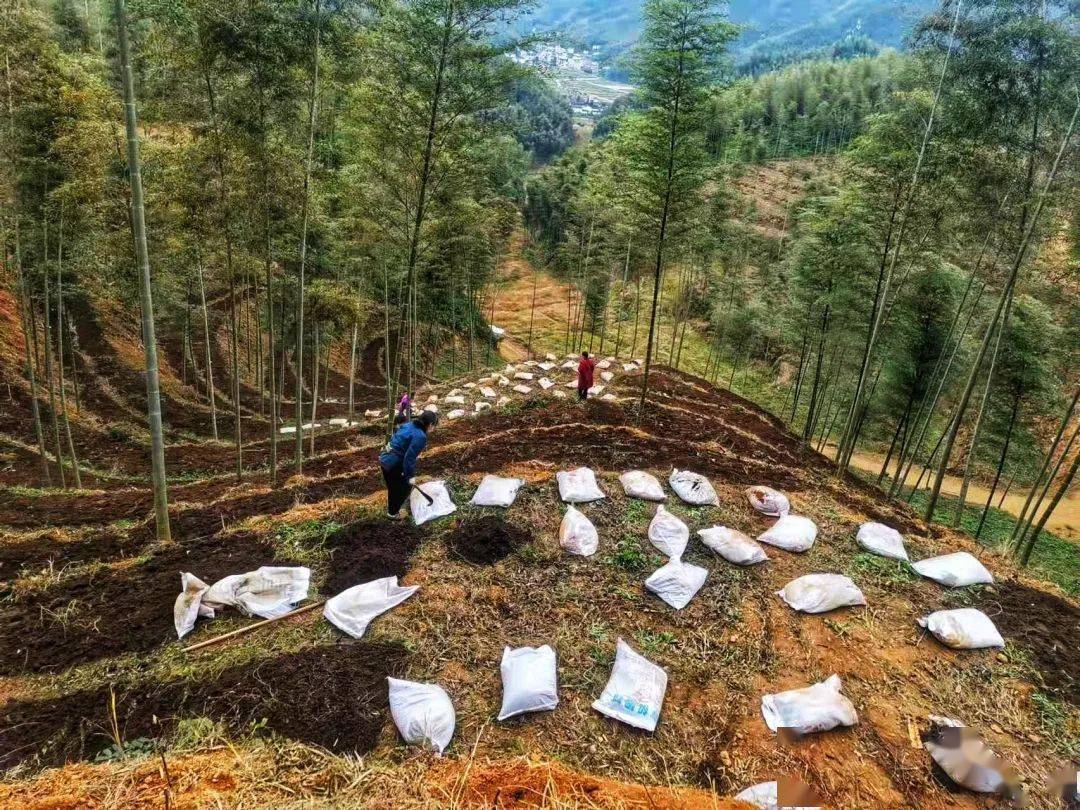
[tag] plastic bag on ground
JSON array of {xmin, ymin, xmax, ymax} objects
[
  {"xmin": 648, "ymin": 504, "xmax": 689, "ymax": 558},
  {"xmin": 480, "ymin": 386, "xmax": 497, "ymax": 398},
  {"xmin": 622, "ymin": 363, "xmax": 638, "ymax": 372},
  {"xmin": 474, "ymin": 402, "xmax": 491, "ymax": 413},
  {"xmin": 597, "ymin": 359, "xmax": 611, "ymax": 369},
  {"xmin": 387, "ymin": 677, "xmax": 455, "ymax": 755},
  {"xmin": 497, "ymin": 645, "xmax": 559, "ymax": 720},
  {"xmin": 514, "ymin": 371, "xmax": 534, "ymax": 381},
  {"xmin": 669, "ymin": 469, "xmax": 719, "ymax": 506},
  {"xmin": 923, "ymin": 716, "xmax": 1010, "ymax": 794},
  {"xmin": 538, "ymin": 377, "xmax": 554, "ymax": 390},
  {"xmin": 496, "ymin": 396, "xmax": 511, "ymax": 407},
  {"xmin": 561, "ymin": 360, "xmax": 577, "ymax": 370},
  {"xmin": 593, "ymin": 639, "xmax": 667, "ymax": 732},
  {"xmin": 912, "ymin": 552, "xmax": 993, "ymax": 586},
  {"xmin": 545, "ymin": 353, "xmax": 557, "ymax": 361},
  {"xmin": 601, "ymin": 393, "xmax": 617, "ymax": 401},
  {"xmin": 512, "ymin": 384, "xmax": 532, "ymax": 395},
  {"xmin": 552, "ymin": 390, "xmax": 566, "ymax": 399},
  {"xmin": 776, "ymin": 574, "xmax": 866, "ymax": 613},
  {"xmin": 556, "ymin": 467, "xmax": 606, "ymax": 503},
  {"xmin": 411, "ymin": 480, "xmax": 457, "ymax": 525},
  {"xmin": 587, "ymin": 384, "xmax": 605, "ymax": 395},
  {"xmin": 918, "ymin": 609, "xmax": 1004, "ymax": 649},
  {"xmin": 446, "ymin": 408, "xmax": 465, "ymax": 420},
  {"xmin": 424, "ymin": 403, "xmax": 439, "ymax": 413},
  {"xmin": 559, "ymin": 505, "xmax": 598, "ymax": 556},
  {"xmin": 734, "ymin": 781, "xmax": 821, "ymax": 809},
  {"xmin": 645, "ymin": 559, "xmax": 707, "ymax": 609},
  {"xmin": 204, "ymin": 566, "xmax": 311, "ymax": 619},
  {"xmin": 463, "ymin": 382, "xmax": 476, "ymax": 389},
  {"xmin": 470, "ymin": 474, "xmax": 524, "ymax": 508},
  {"xmin": 761, "ymin": 674, "xmax": 857, "ymax": 735},
  {"xmin": 174, "ymin": 572, "xmax": 211, "ymax": 639},
  {"xmin": 324, "ymin": 576, "xmax": 419, "ymax": 639},
  {"xmin": 619, "ymin": 470, "xmax": 666, "ymax": 502},
  {"xmin": 444, "ymin": 395, "xmax": 465, "ymax": 405},
  {"xmin": 856, "ymin": 522, "xmax": 908, "ymax": 561},
  {"xmin": 745, "ymin": 486, "xmax": 791, "ymax": 517},
  {"xmin": 757, "ymin": 515, "xmax": 817, "ymax": 553},
  {"xmin": 601, "ymin": 371, "xmax": 614, "ymax": 382},
  {"xmin": 698, "ymin": 526, "xmax": 768, "ymax": 566},
  {"xmin": 538, "ymin": 362, "xmax": 555, "ymax": 371}
]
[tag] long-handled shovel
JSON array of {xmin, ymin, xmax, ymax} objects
[{"xmin": 411, "ymin": 482, "xmax": 433, "ymax": 505}]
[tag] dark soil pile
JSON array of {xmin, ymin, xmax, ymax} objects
[
  {"xmin": 0, "ymin": 529, "xmax": 142, "ymax": 586},
  {"xmin": 445, "ymin": 515, "xmax": 532, "ymax": 565},
  {"xmin": 0, "ymin": 533, "xmax": 288, "ymax": 675},
  {"xmin": 322, "ymin": 519, "xmax": 422, "ymax": 595},
  {"xmin": 980, "ymin": 581, "xmax": 1079, "ymax": 702},
  {"xmin": 0, "ymin": 641, "xmax": 408, "ymax": 770}
]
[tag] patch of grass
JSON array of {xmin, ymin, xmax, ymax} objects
[
  {"xmin": 634, "ymin": 629, "xmax": 677, "ymax": 657},
  {"xmin": 602, "ymin": 534, "xmax": 658, "ymax": 574},
  {"xmin": 843, "ymin": 552, "xmax": 919, "ymax": 588},
  {"xmin": 271, "ymin": 519, "xmax": 341, "ymax": 566},
  {"xmin": 1030, "ymin": 692, "xmax": 1080, "ymax": 759},
  {"xmin": 907, "ymin": 490, "xmax": 1078, "ymax": 596}
]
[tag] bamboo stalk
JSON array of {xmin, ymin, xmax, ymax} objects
[{"xmin": 185, "ymin": 600, "xmax": 326, "ymax": 652}]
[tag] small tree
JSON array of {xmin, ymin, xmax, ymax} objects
[{"xmin": 614, "ymin": 0, "xmax": 735, "ymax": 414}]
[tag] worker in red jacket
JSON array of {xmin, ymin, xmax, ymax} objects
[{"xmin": 577, "ymin": 352, "xmax": 596, "ymax": 401}]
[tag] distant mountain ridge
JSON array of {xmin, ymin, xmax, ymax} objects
[{"xmin": 522, "ymin": 0, "xmax": 936, "ymax": 58}]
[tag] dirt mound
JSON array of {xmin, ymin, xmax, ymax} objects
[
  {"xmin": 0, "ymin": 641, "xmax": 408, "ymax": 770},
  {"xmin": 979, "ymin": 580, "xmax": 1079, "ymax": 701},
  {"xmin": 0, "ymin": 533, "xmax": 288, "ymax": 675},
  {"xmin": 429, "ymin": 757, "xmax": 747, "ymax": 808},
  {"xmin": 445, "ymin": 515, "xmax": 532, "ymax": 565},
  {"xmin": 322, "ymin": 519, "xmax": 422, "ymax": 595},
  {"xmin": 0, "ymin": 529, "xmax": 144, "ymax": 585}
]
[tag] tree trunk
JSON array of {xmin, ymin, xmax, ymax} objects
[
  {"xmin": 55, "ymin": 211, "xmax": 81, "ymax": 488},
  {"xmin": 309, "ymin": 321, "xmax": 319, "ymax": 458},
  {"xmin": 347, "ymin": 319, "xmax": 358, "ymax": 421},
  {"xmin": 955, "ymin": 285, "xmax": 1014, "ymax": 524},
  {"xmin": 11, "ymin": 225, "xmax": 51, "ymax": 484},
  {"xmin": 925, "ymin": 97, "xmax": 1078, "ymax": 520},
  {"xmin": 294, "ymin": 0, "xmax": 322, "ymax": 474},
  {"xmin": 1009, "ymin": 387, "xmax": 1078, "ymax": 547},
  {"xmin": 630, "ymin": 276, "xmax": 642, "ymax": 357},
  {"xmin": 974, "ymin": 393, "xmax": 1019, "ymax": 538},
  {"xmin": 1014, "ymin": 419, "xmax": 1079, "ymax": 555},
  {"xmin": 196, "ymin": 260, "xmax": 218, "ymax": 440},
  {"xmin": 1019, "ymin": 444, "xmax": 1079, "ymax": 566},
  {"xmin": 115, "ymin": 0, "xmax": 171, "ymax": 541},
  {"xmin": 42, "ymin": 241, "xmax": 66, "ymax": 488}
]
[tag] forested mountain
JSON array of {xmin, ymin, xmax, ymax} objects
[{"xmin": 523, "ymin": 0, "xmax": 937, "ymax": 60}]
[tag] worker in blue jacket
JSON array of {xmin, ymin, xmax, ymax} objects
[{"xmin": 379, "ymin": 409, "xmax": 438, "ymax": 519}]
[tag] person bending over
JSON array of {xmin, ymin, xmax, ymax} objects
[{"xmin": 379, "ymin": 410, "xmax": 438, "ymax": 519}]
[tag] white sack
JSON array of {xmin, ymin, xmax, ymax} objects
[
  {"xmin": 622, "ymin": 363, "xmax": 638, "ymax": 372},
  {"xmin": 387, "ymin": 677, "xmax": 455, "ymax": 755},
  {"xmin": 856, "ymin": 522, "xmax": 908, "ymax": 561},
  {"xmin": 474, "ymin": 401, "xmax": 491, "ymax": 413},
  {"xmin": 512, "ymin": 384, "xmax": 532, "ymax": 395},
  {"xmin": 498, "ymin": 376, "xmax": 510, "ymax": 387},
  {"xmin": 593, "ymin": 638, "xmax": 667, "ymax": 732},
  {"xmin": 559, "ymin": 505, "xmax": 598, "ymax": 556},
  {"xmin": 444, "ymin": 395, "xmax": 465, "ymax": 406},
  {"xmin": 410, "ymin": 480, "xmax": 456, "ymax": 525},
  {"xmin": 174, "ymin": 572, "xmax": 211, "ymax": 639},
  {"xmin": 496, "ymin": 396, "xmax": 511, "ymax": 407},
  {"xmin": 463, "ymin": 382, "xmax": 476, "ymax": 389},
  {"xmin": 480, "ymin": 386, "xmax": 497, "ymax": 398},
  {"xmin": 648, "ymin": 504, "xmax": 689, "ymax": 559},
  {"xmin": 561, "ymin": 360, "xmax": 577, "ymax": 370},
  {"xmin": 601, "ymin": 393, "xmax": 617, "ymax": 401},
  {"xmin": 761, "ymin": 674, "xmax": 857, "ymax": 735},
  {"xmin": 601, "ymin": 371, "xmax": 614, "ymax": 382},
  {"xmin": 514, "ymin": 371, "xmax": 534, "ymax": 381},
  {"xmin": 923, "ymin": 716, "xmax": 1007, "ymax": 793},
  {"xmin": 733, "ymin": 782, "xmax": 820, "ymax": 810},
  {"xmin": 497, "ymin": 645, "xmax": 559, "ymax": 720},
  {"xmin": 323, "ymin": 576, "xmax": 419, "ymax": 639},
  {"xmin": 698, "ymin": 526, "xmax": 768, "ymax": 566},
  {"xmin": 446, "ymin": 408, "xmax": 465, "ymax": 420},
  {"xmin": 427, "ymin": 394, "xmax": 439, "ymax": 402},
  {"xmin": 552, "ymin": 390, "xmax": 567, "ymax": 399},
  {"xmin": 912, "ymin": 552, "xmax": 993, "ymax": 586},
  {"xmin": 776, "ymin": 574, "xmax": 866, "ymax": 613},
  {"xmin": 619, "ymin": 470, "xmax": 666, "ymax": 502},
  {"xmin": 745, "ymin": 486, "xmax": 790, "ymax": 517},
  {"xmin": 424, "ymin": 404, "xmax": 439, "ymax": 414},
  {"xmin": 204, "ymin": 566, "xmax": 311, "ymax": 619},
  {"xmin": 556, "ymin": 467, "xmax": 606, "ymax": 503},
  {"xmin": 545, "ymin": 353, "xmax": 557, "ymax": 361},
  {"xmin": 470, "ymin": 474, "xmax": 524, "ymax": 508},
  {"xmin": 669, "ymin": 469, "xmax": 719, "ymax": 506},
  {"xmin": 364, "ymin": 409, "xmax": 382, "ymax": 418},
  {"xmin": 538, "ymin": 377, "xmax": 555, "ymax": 390},
  {"xmin": 645, "ymin": 559, "xmax": 707, "ymax": 609},
  {"xmin": 918, "ymin": 609, "xmax": 1004, "ymax": 649},
  {"xmin": 449, "ymin": 388, "xmax": 463, "ymax": 396},
  {"xmin": 588, "ymin": 385, "xmax": 605, "ymax": 395},
  {"xmin": 757, "ymin": 515, "xmax": 817, "ymax": 553},
  {"xmin": 491, "ymin": 325, "xmax": 506, "ymax": 338},
  {"xmin": 597, "ymin": 359, "xmax": 611, "ymax": 369},
  {"xmin": 538, "ymin": 362, "xmax": 555, "ymax": 371}
]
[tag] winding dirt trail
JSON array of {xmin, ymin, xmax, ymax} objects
[{"xmin": 825, "ymin": 444, "xmax": 1079, "ymax": 540}]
